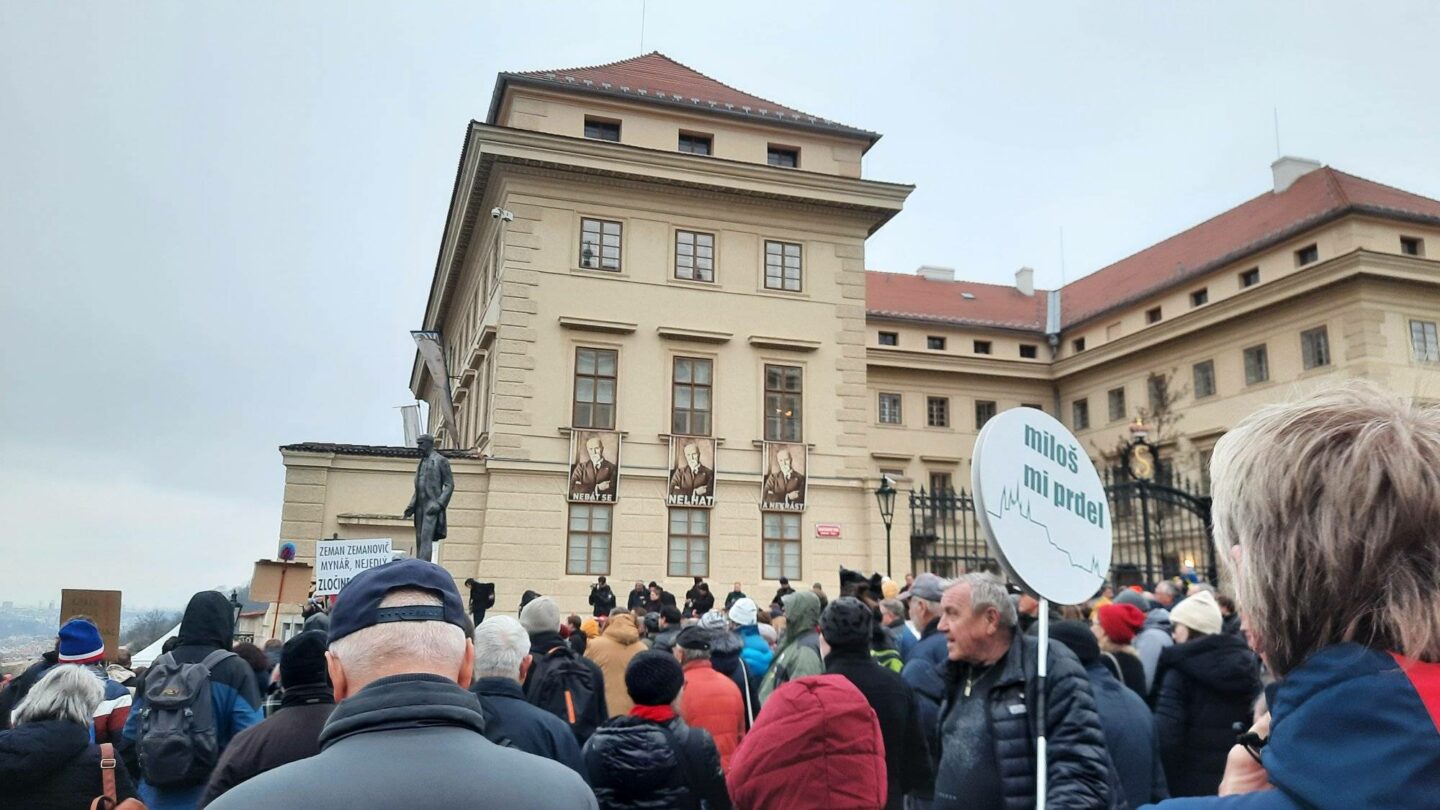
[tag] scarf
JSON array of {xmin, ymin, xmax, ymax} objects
[{"xmin": 629, "ymin": 704, "xmax": 677, "ymax": 723}]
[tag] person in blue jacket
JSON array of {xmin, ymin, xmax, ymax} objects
[
  {"xmin": 121, "ymin": 590, "xmax": 263, "ymax": 810},
  {"xmin": 727, "ymin": 598, "xmax": 773, "ymax": 682},
  {"xmin": 1143, "ymin": 383, "xmax": 1440, "ymax": 809}
]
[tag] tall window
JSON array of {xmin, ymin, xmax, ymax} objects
[
  {"xmin": 762, "ymin": 513, "xmax": 801, "ymax": 579},
  {"xmin": 1108, "ymin": 387, "xmax": 1126, "ymax": 422},
  {"xmin": 579, "ymin": 218, "xmax": 622, "ymax": 271},
  {"xmin": 767, "ymin": 145, "xmax": 799, "ymax": 168},
  {"xmin": 1412, "ymin": 320, "xmax": 1440, "ymax": 363},
  {"xmin": 1301, "ymin": 326, "xmax": 1331, "ymax": 370},
  {"xmin": 1240, "ymin": 268, "xmax": 1260, "ymax": 288},
  {"xmin": 1147, "ymin": 375, "xmax": 1168, "ymax": 412},
  {"xmin": 1072, "ymin": 399, "xmax": 1090, "ymax": 430},
  {"xmin": 975, "ymin": 400, "xmax": 997, "ymax": 429},
  {"xmin": 567, "ymin": 504, "xmax": 611, "ymax": 575},
  {"xmin": 764, "ymin": 364, "xmax": 803, "ymax": 441},
  {"xmin": 678, "ymin": 132, "xmax": 712, "ymax": 155},
  {"xmin": 926, "ymin": 396, "xmax": 949, "ymax": 428},
  {"xmin": 764, "ymin": 240, "xmax": 802, "ymax": 292},
  {"xmin": 878, "ymin": 392, "xmax": 902, "ymax": 425},
  {"xmin": 672, "ymin": 357, "xmax": 713, "ymax": 435},
  {"xmin": 573, "ymin": 348, "xmax": 617, "ymax": 429},
  {"xmin": 1193, "ymin": 360, "xmax": 1216, "ymax": 398},
  {"xmin": 929, "ymin": 472, "xmax": 953, "ymax": 494},
  {"xmin": 668, "ymin": 509, "xmax": 710, "ymax": 577},
  {"xmin": 583, "ymin": 117, "xmax": 620, "ymax": 142},
  {"xmin": 878, "ymin": 331, "xmax": 898, "ymax": 346},
  {"xmin": 1244, "ymin": 345, "xmax": 1270, "ymax": 385},
  {"xmin": 675, "ymin": 230, "xmax": 715, "ymax": 282}
]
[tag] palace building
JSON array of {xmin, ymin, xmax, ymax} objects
[{"xmin": 275, "ymin": 53, "xmax": 1440, "ymax": 618}]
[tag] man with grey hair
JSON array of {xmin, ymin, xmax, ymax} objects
[
  {"xmin": 469, "ymin": 616, "xmax": 587, "ymax": 780},
  {"xmin": 930, "ymin": 573, "xmax": 1110, "ymax": 808},
  {"xmin": 899, "ymin": 573, "xmax": 951, "ymax": 766},
  {"xmin": 209, "ymin": 559, "xmax": 595, "ymax": 810}
]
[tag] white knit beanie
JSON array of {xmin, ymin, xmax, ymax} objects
[
  {"xmin": 1170, "ymin": 589, "xmax": 1223, "ymax": 636},
  {"xmin": 728, "ymin": 597, "xmax": 759, "ymax": 627}
]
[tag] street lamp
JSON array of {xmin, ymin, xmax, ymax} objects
[
  {"xmin": 228, "ymin": 590, "xmax": 243, "ymax": 634},
  {"xmin": 875, "ymin": 475, "xmax": 897, "ymax": 577}
]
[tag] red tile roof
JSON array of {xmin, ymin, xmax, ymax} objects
[
  {"xmin": 487, "ymin": 52, "xmax": 879, "ymax": 147},
  {"xmin": 867, "ymin": 166, "xmax": 1440, "ymax": 332},
  {"xmin": 1059, "ymin": 167, "xmax": 1440, "ymax": 327},
  {"xmin": 867, "ymin": 272, "xmax": 1048, "ymax": 332}
]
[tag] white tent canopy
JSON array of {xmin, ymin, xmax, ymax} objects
[{"xmin": 130, "ymin": 623, "xmax": 181, "ymax": 668}]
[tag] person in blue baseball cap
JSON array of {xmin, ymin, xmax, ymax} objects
[{"xmin": 208, "ymin": 559, "xmax": 597, "ymax": 810}]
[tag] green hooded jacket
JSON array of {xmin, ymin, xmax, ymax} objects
[{"xmin": 759, "ymin": 590, "xmax": 824, "ymax": 703}]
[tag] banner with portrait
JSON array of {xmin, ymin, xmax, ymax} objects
[
  {"xmin": 667, "ymin": 436, "xmax": 717, "ymax": 507},
  {"xmin": 760, "ymin": 442, "xmax": 808, "ymax": 511},
  {"xmin": 568, "ymin": 430, "xmax": 621, "ymax": 503}
]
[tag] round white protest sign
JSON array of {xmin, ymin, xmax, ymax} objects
[{"xmin": 971, "ymin": 407, "xmax": 1112, "ymax": 605}]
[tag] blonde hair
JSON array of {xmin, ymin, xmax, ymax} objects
[{"xmin": 1210, "ymin": 381, "xmax": 1440, "ymax": 676}]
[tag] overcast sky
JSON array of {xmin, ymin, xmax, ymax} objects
[{"xmin": 3, "ymin": 1, "xmax": 1438, "ymax": 609}]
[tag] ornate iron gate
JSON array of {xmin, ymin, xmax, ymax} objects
[{"xmin": 908, "ymin": 475, "xmax": 1215, "ymax": 587}]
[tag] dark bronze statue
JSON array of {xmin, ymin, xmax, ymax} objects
[{"xmin": 403, "ymin": 434, "xmax": 453, "ymax": 562}]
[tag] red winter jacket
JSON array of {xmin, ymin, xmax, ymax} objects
[
  {"xmin": 680, "ymin": 660, "xmax": 746, "ymax": 771},
  {"xmin": 727, "ymin": 675, "xmax": 886, "ymax": 810}
]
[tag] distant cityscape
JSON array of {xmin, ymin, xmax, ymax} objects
[{"xmin": 0, "ymin": 600, "xmax": 177, "ymax": 671}]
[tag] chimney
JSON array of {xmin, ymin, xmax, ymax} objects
[
  {"xmin": 1015, "ymin": 266, "xmax": 1035, "ymax": 297},
  {"xmin": 917, "ymin": 265, "xmax": 955, "ymax": 282},
  {"xmin": 1271, "ymin": 156, "xmax": 1322, "ymax": 193}
]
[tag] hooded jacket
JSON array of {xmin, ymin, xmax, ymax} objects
[
  {"xmin": 590, "ymin": 584, "xmax": 617, "ymax": 617},
  {"xmin": 758, "ymin": 591, "xmax": 824, "ymax": 703},
  {"xmin": 1140, "ymin": 644, "xmax": 1440, "ymax": 810},
  {"xmin": 735, "ymin": 624, "xmax": 773, "ymax": 679},
  {"xmin": 207, "ymin": 673, "xmax": 594, "ymax": 809},
  {"xmin": 937, "ymin": 632, "xmax": 1111, "ymax": 809},
  {"xmin": 1135, "ymin": 608, "xmax": 1175, "ymax": 692},
  {"xmin": 121, "ymin": 590, "xmax": 264, "ymax": 810},
  {"xmin": 471, "ymin": 677, "xmax": 588, "ymax": 780},
  {"xmin": 583, "ymin": 712, "xmax": 730, "ymax": 810},
  {"xmin": 727, "ymin": 675, "xmax": 886, "ymax": 810},
  {"xmin": 198, "ymin": 682, "xmax": 336, "ymax": 807},
  {"xmin": 679, "ymin": 659, "xmax": 746, "ymax": 771},
  {"xmin": 0, "ymin": 719, "xmax": 140, "ymax": 809},
  {"xmin": 1152, "ymin": 632, "xmax": 1262, "ymax": 797},
  {"xmin": 709, "ymin": 631, "xmax": 761, "ymax": 728},
  {"xmin": 586, "ymin": 613, "xmax": 646, "ymax": 717}
]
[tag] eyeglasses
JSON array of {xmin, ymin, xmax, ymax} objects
[{"xmin": 1234, "ymin": 723, "xmax": 1267, "ymax": 764}]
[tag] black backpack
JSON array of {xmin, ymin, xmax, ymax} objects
[
  {"xmin": 137, "ymin": 650, "xmax": 233, "ymax": 786},
  {"xmin": 527, "ymin": 645, "xmax": 606, "ymax": 743}
]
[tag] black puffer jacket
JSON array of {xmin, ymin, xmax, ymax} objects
[
  {"xmin": 937, "ymin": 632, "xmax": 1111, "ymax": 809},
  {"xmin": 0, "ymin": 719, "xmax": 139, "ymax": 809},
  {"xmin": 1152, "ymin": 631, "xmax": 1262, "ymax": 797},
  {"xmin": 582, "ymin": 714, "xmax": 730, "ymax": 810}
]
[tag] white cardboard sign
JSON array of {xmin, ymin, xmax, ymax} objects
[
  {"xmin": 313, "ymin": 538, "xmax": 394, "ymax": 596},
  {"xmin": 971, "ymin": 408, "xmax": 1112, "ymax": 604}
]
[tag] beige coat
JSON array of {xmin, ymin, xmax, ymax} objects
[{"xmin": 585, "ymin": 612, "xmax": 645, "ymax": 717}]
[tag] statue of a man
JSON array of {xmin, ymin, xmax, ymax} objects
[{"xmin": 403, "ymin": 433, "xmax": 453, "ymax": 562}]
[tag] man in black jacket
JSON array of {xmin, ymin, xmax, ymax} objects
[
  {"xmin": 932, "ymin": 573, "xmax": 1111, "ymax": 810},
  {"xmin": 820, "ymin": 597, "xmax": 933, "ymax": 809},
  {"xmin": 626, "ymin": 580, "xmax": 648, "ymax": 612},
  {"xmin": 200, "ymin": 631, "xmax": 336, "ymax": 806},
  {"xmin": 519, "ymin": 596, "xmax": 608, "ymax": 740},
  {"xmin": 588, "ymin": 576, "xmax": 617, "ymax": 618},
  {"xmin": 470, "ymin": 616, "xmax": 587, "ymax": 781}
]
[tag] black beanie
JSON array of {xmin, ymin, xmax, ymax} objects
[
  {"xmin": 625, "ymin": 650, "xmax": 685, "ymax": 707},
  {"xmin": 820, "ymin": 596, "xmax": 873, "ymax": 651},
  {"xmin": 1049, "ymin": 620, "xmax": 1100, "ymax": 666},
  {"xmin": 280, "ymin": 630, "xmax": 329, "ymax": 688}
]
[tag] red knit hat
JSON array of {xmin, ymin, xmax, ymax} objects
[{"xmin": 1097, "ymin": 603, "xmax": 1146, "ymax": 644}]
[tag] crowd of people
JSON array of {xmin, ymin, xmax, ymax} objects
[{"xmin": 1, "ymin": 382, "xmax": 1438, "ymax": 809}]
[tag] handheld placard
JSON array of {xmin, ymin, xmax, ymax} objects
[{"xmin": 971, "ymin": 406, "xmax": 1114, "ymax": 809}]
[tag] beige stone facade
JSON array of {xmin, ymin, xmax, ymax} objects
[{"xmin": 275, "ymin": 55, "xmax": 1440, "ymax": 623}]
